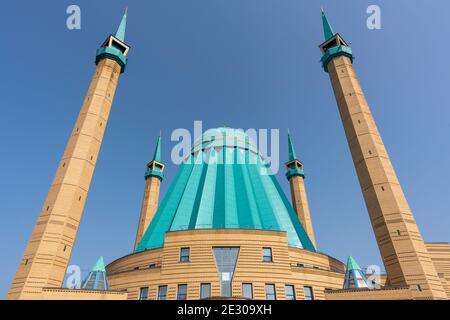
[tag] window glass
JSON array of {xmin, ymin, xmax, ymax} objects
[
  {"xmin": 180, "ymin": 247, "xmax": 190, "ymax": 262},
  {"xmin": 285, "ymin": 285, "xmax": 295, "ymax": 300},
  {"xmin": 212, "ymin": 247, "xmax": 240, "ymax": 297},
  {"xmin": 265, "ymin": 284, "xmax": 276, "ymax": 300},
  {"xmin": 157, "ymin": 285, "xmax": 167, "ymax": 300},
  {"xmin": 139, "ymin": 287, "xmax": 148, "ymax": 300},
  {"xmin": 177, "ymin": 284, "xmax": 187, "ymax": 300},
  {"xmin": 262, "ymin": 248, "xmax": 272, "ymax": 262},
  {"xmin": 242, "ymin": 283, "xmax": 253, "ymax": 299},
  {"xmin": 200, "ymin": 283, "xmax": 211, "ymax": 299},
  {"xmin": 304, "ymin": 286, "xmax": 314, "ymax": 300}
]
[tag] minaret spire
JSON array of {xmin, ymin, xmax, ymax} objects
[
  {"xmin": 134, "ymin": 133, "xmax": 165, "ymax": 251},
  {"xmin": 7, "ymin": 10, "xmax": 130, "ymax": 299},
  {"xmin": 152, "ymin": 131, "xmax": 162, "ymax": 163},
  {"xmin": 115, "ymin": 8, "xmax": 128, "ymax": 42},
  {"xmin": 319, "ymin": 12, "xmax": 447, "ymax": 299},
  {"xmin": 285, "ymin": 132, "xmax": 317, "ymax": 248},
  {"xmin": 321, "ymin": 8, "xmax": 335, "ymax": 41},
  {"xmin": 287, "ymin": 131, "xmax": 298, "ymax": 162}
]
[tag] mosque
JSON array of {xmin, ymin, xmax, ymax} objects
[{"xmin": 6, "ymin": 9, "xmax": 450, "ymax": 300}]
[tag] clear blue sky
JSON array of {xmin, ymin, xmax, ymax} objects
[{"xmin": 1, "ymin": 0, "xmax": 450, "ymax": 297}]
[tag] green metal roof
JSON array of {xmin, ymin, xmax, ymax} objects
[
  {"xmin": 153, "ymin": 133, "xmax": 162, "ymax": 163},
  {"xmin": 287, "ymin": 132, "xmax": 298, "ymax": 162},
  {"xmin": 91, "ymin": 256, "xmax": 106, "ymax": 272},
  {"xmin": 136, "ymin": 128, "xmax": 316, "ymax": 252},
  {"xmin": 346, "ymin": 256, "xmax": 361, "ymax": 271},
  {"xmin": 115, "ymin": 8, "xmax": 128, "ymax": 42},
  {"xmin": 321, "ymin": 9, "xmax": 335, "ymax": 41},
  {"xmin": 343, "ymin": 256, "xmax": 370, "ymax": 289},
  {"xmin": 81, "ymin": 256, "xmax": 108, "ymax": 290}
]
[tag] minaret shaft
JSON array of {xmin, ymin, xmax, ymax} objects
[
  {"xmin": 7, "ymin": 58, "xmax": 122, "ymax": 300},
  {"xmin": 327, "ymin": 55, "xmax": 446, "ymax": 299},
  {"xmin": 289, "ymin": 176, "xmax": 316, "ymax": 247},
  {"xmin": 134, "ymin": 177, "xmax": 161, "ymax": 251}
]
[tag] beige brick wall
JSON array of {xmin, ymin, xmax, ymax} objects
[{"xmin": 107, "ymin": 229, "xmax": 346, "ymax": 300}]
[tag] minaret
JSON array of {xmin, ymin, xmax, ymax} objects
[
  {"xmin": 134, "ymin": 134, "xmax": 165, "ymax": 251},
  {"xmin": 285, "ymin": 132, "xmax": 316, "ymax": 248},
  {"xmin": 7, "ymin": 10, "xmax": 130, "ymax": 300},
  {"xmin": 319, "ymin": 10, "xmax": 447, "ymax": 299}
]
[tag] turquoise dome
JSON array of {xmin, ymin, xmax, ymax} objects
[{"xmin": 136, "ymin": 128, "xmax": 315, "ymax": 252}]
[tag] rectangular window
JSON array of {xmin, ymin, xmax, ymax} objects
[
  {"xmin": 262, "ymin": 247, "xmax": 273, "ymax": 262},
  {"xmin": 285, "ymin": 285, "xmax": 296, "ymax": 300},
  {"xmin": 200, "ymin": 283, "xmax": 211, "ymax": 299},
  {"xmin": 265, "ymin": 284, "xmax": 276, "ymax": 300},
  {"xmin": 242, "ymin": 283, "xmax": 253, "ymax": 300},
  {"xmin": 157, "ymin": 285, "xmax": 167, "ymax": 300},
  {"xmin": 139, "ymin": 287, "xmax": 148, "ymax": 300},
  {"xmin": 177, "ymin": 284, "xmax": 188, "ymax": 300},
  {"xmin": 304, "ymin": 286, "xmax": 314, "ymax": 300},
  {"xmin": 180, "ymin": 247, "xmax": 190, "ymax": 262}
]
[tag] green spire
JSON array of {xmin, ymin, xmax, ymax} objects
[
  {"xmin": 321, "ymin": 8, "xmax": 335, "ymax": 41},
  {"xmin": 287, "ymin": 131, "xmax": 298, "ymax": 161},
  {"xmin": 115, "ymin": 8, "xmax": 128, "ymax": 42},
  {"xmin": 91, "ymin": 256, "xmax": 106, "ymax": 272},
  {"xmin": 346, "ymin": 256, "xmax": 362, "ymax": 271},
  {"xmin": 152, "ymin": 132, "xmax": 162, "ymax": 163}
]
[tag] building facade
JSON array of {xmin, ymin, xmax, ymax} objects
[{"xmin": 6, "ymin": 9, "xmax": 450, "ymax": 300}]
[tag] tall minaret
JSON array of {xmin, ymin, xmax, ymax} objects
[
  {"xmin": 319, "ymin": 10, "xmax": 446, "ymax": 299},
  {"xmin": 134, "ymin": 134, "xmax": 165, "ymax": 251},
  {"xmin": 7, "ymin": 10, "xmax": 130, "ymax": 300},
  {"xmin": 285, "ymin": 132, "xmax": 316, "ymax": 248}
]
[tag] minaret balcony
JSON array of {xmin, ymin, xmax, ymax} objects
[
  {"xmin": 145, "ymin": 169, "xmax": 164, "ymax": 181},
  {"xmin": 320, "ymin": 45, "xmax": 353, "ymax": 72},
  {"xmin": 95, "ymin": 46, "xmax": 128, "ymax": 73},
  {"xmin": 286, "ymin": 168, "xmax": 305, "ymax": 180}
]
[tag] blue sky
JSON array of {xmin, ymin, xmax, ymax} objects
[{"xmin": 1, "ymin": 0, "xmax": 450, "ymax": 297}]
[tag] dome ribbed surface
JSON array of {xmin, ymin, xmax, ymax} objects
[{"xmin": 136, "ymin": 128, "xmax": 315, "ymax": 252}]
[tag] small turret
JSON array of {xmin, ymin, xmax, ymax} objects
[
  {"xmin": 134, "ymin": 133, "xmax": 165, "ymax": 251},
  {"xmin": 81, "ymin": 256, "xmax": 109, "ymax": 291},
  {"xmin": 285, "ymin": 131, "xmax": 305, "ymax": 180},
  {"xmin": 343, "ymin": 256, "xmax": 370, "ymax": 289},
  {"xmin": 285, "ymin": 131, "xmax": 317, "ymax": 248},
  {"xmin": 145, "ymin": 132, "xmax": 165, "ymax": 181}
]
